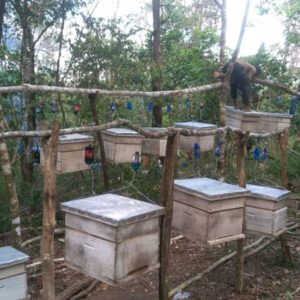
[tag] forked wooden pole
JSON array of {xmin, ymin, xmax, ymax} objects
[
  {"xmin": 88, "ymin": 93, "xmax": 110, "ymax": 191},
  {"xmin": 235, "ymin": 131, "xmax": 249, "ymax": 293},
  {"xmin": 41, "ymin": 121, "xmax": 60, "ymax": 300},
  {"xmin": 278, "ymin": 128, "xmax": 292, "ymax": 264},
  {"xmin": 159, "ymin": 133, "xmax": 180, "ymax": 300}
]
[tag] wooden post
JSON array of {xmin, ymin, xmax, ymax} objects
[
  {"xmin": 0, "ymin": 101, "xmax": 22, "ymax": 246},
  {"xmin": 278, "ymin": 128, "xmax": 291, "ymax": 263},
  {"xmin": 235, "ymin": 131, "xmax": 248, "ymax": 293},
  {"xmin": 159, "ymin": 132, "xmax": 180, "ymax": 300},
  {"xmin": 41, "ymin": 121, "xmax": 60, "ymax": 300},
  {"xmin": 278, "ymin": 128, "xmax": 289, "ymax": 189},
  {"xmin": 216, "ymin": 129, "xmax": 227, "ymax": 180},
  {"xmin": 88, "ymin": 93, "xmax": 110, "ymax": 191}
]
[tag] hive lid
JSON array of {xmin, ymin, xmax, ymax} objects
[
  {"xmin": 142, "ymin": 127, "xmax": 167, "ymax": 133},
  {"xmin": 59, "ymin": 133, "xmax": 93, "ymax": 143},
  {"xmin": 174, "ymin": 177, "xmax": 249, "ymax": 200},
  {"xmin": 104, "ymin": 128, "xmax": 143, "ymax": 136},
  {"xmin": 246, "ymin": 184, "xmax": 291, "ymax": 201},
  {"xmin": 226, "ymin": 106, "xmax": 293, "ymax": 119},
  {"xmin": 0, "ymin": 246, "xmax": 29, "ymax": 269},
  {"xmin": 174, "ymin": 121, "xmax": 217, "ymax": 129},
  {"xmin": 61, "ymin": 193, "xmax": 165, "ymax": 226}
]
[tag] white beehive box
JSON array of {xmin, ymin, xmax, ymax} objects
[
  {"xmin": 174, "ymin": 122, "xmax": 217, "ymax": 152},
  {"xmin": 41, "ymin": 133, "xmax": 94, "ymax": 174},
  {"xmin": 61, "ymin": 193, "xmax": 165, "ymax": 285},
  {"xmin": 141, "ymin": 127, "xmax": 167, "ymax": 157},
  {"xmin": 245, "ymin": 184, "xmax": 290, "ymax": 236},
  {"xmin": 0, "ymin": 246, "xmax": 29, "ymax": 300},
  {"xmin": 226, "ymin": 106, "xmax": 292, "ymax": 133},
  {"xmin": 101, "ymin": 128, "xmax": 144, "ymax": 163},
  {"xmin": 173, "ymin": 177, "xmax": 249, "ymax": 245}
]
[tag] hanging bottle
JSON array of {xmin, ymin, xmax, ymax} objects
[
  {"xmin": 261, "ymin": 147, "xmax": 268, "ymax": 161},
  {"xmin": 126, "ymin": 101, "xmax": 133, "ymax": 111},
  {"xmin": 214, "ymin": 142, "xmax": 222, "ymax": 157},
  {"xmin": 50, "ymin": 101, "xmax": 58, "ymax": 113},
  {"xmin": 147, "ymin": 102, "xmax": 153, "ymax": 113},
  {"xmin": 132, "ymin": 151, "xmax": 141, "ymax": 171},
  {"xmin": 253, "ymin": 147, "xmax": 260, "ymax": 161},
  {"xmin": 73, "ymin": 103, "xmax": 81, "ymax": 115},
  {"xmin": 166, "ymin": 103, "xmax": 172, "ymax": 113},
  {"xmin": 193, "ymin": 143, "xmax": 201, "ymax": 159},
  {"xmin": 111, "ymin": 102, "xmax": 117, "ymax": 113},
  {"xmin": 85, "ymin": 145, "xmax": 94, "ymax": 165},
  {"xmin": 32, "ymin": 143, "xmax": 40, "ymax": 164}
]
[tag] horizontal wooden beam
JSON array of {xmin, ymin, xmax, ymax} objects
[
  {"xmin": 0, "ymin": 82, "xmax": 222, "ymax": 98},
  {"xmin": 0, "ymin": 119, "xmax": 285, "ymax": 140}
]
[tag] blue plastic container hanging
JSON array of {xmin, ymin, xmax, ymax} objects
[
  {"xmin": 147, "ymin": 102, "xmax": 153, "ymax": 113},
  {"xmin": 17, "ymin": 140, "xmax": 24, "ymax": 155},
  {"xmin": 214, "ymin": 142, "xmax": 222, "ymax": 157},
  {"xmin": 185, "ymin": 98, "xmax": 191, "ymax": 109},
  {"xmin": 126, "ymin": 101, "xmax": 133, "ymax": 111},
  {"xmin": 193, "ymin": 143, "xmax": 201, "ymax": 159},
  {"xmin": 261, "ymin": 147, "xmax": 268, "ymax": 161},
  {"xmin": 166, "ymin": 103, "xmax": 172, "ymax": 113},
  {"xmin": 111, "ymin": 102, "xmax": 117, "ymax": 113},
  {"xmin": 253, "ymin": 147, "xmax": 260, "ymax": 161},
  {"xmin": 50, "ymin": 101, "xmax": 58, "ymax": 114},
  {"xmin": 32, "ymin": 143, "xmax": 40, "ymax": 164},
  {"xmin": 132, "ymin": 151, "xmax": 141, "ymax": 171}
]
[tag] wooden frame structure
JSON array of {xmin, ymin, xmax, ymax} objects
[{"xmin": 0, "ymin": 81, "xmax": 293, "ymax": 299}]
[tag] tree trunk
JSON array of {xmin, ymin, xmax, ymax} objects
[
  {"xmin": 152, "ymin": 0, "xmax": 163, "ymax": 127},
  {"xmin": 159, "ymin": 133, "xmax": 180, "ymax": 300},
  {"xmin": 0, "ymin": 0, "xmax": 5, "ymax": 44},
  {"xmin": 88, "ymin": 93, "xmax": 110, "ymax": 191},
  {"xmin": 41, "ymin": 121, "xmax": 60, "ymax": 300},
  {"xmin": 55, "ymin": 0, "xmax": 66, "ymax": 125},
  {"xmin": 0, "ymin": 101, "xmax": 21, "ymax": 246},
  {"xmin": 235, "ymin": 131, "xmax": 248, "ymax": 293}
]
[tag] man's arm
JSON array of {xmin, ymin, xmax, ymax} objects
[{"xmin": 237, "ymin": 60, "xmax": 257, "ymax": 80}]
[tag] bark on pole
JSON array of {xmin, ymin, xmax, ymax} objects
[
  {"xmin": 41, "ymin": 121, "xmax": 60, "ymax": 300},
  {"xmin": 88, "ymin": 93, "xmax": 110, "ymax": 191},
  {"xmin": 278, "ymin": 128, "xmax": 291, "ymax": 263},
  {"xmin": 0, "ymin": 101, "xmax": 22, "ymax": 246},
  {"xmin": 152, "ymin": 0, "xmax": 163, "ymax": 126},
  {"xmin": 159, "ymin": 133, "xmax": 180, "ymax": 300},
  {"xmin": 235, "ymin": 131, "xmax": 249, "ymax": 293}
]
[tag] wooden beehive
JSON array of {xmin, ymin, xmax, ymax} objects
[
  {"xmin": 245, "ymin": 184, "xmax": 290, "ymax": 236},
  {"xmin": 0, "ymin": 246, "xmax": 29, "ymax": 300},
  {"xmin": 174, "ymin": 122, "xmax": 217, "ymax": 152},
  {"xmin": 226, "ymin": 106, "xmax": 292, "ymax": 133},
  {"xmin": 173, "ymin": 177, "xmax": 249, "ymax": 245},
  {"xmin": 61, "ymin": 193, "xmax": 165, "ymax": 285},
  {"xmin": 101, "ymin": 128, "xmax": 144, "ymax": 163},
  {"xmin": 40, "ymin": 133, "xmax": 94, "ymax": 174},
  {"xmin": 141, "ymin": 127, "xmax": 167, "ymax": 157}
]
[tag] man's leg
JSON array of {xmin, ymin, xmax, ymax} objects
[
  {"xmin": 230, "ymin": 83, "xmax": 238, "ymax": 108},
  {"xmin": 241, "ymin": 80, "xmax": 251, "ymax": 112}
]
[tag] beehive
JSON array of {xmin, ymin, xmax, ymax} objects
[
  {"xmin": 61, "ymin": 193, "xmax": 165, "ymax": 284},
  {"xmin": 40, "ymin": 133, "xmax": 93, "ymax": 174},
  {"xmin": 174, "ymin": 122, "xmax": 217, "ymax": 152},
  {"xmin": 101, "ymin": 128, "xmax": 144, "ymax": 163},
  {"xmin": 226, "ymin": 106, "xmax": 292, "ymax": 133},
  {"xmin": 141, "ymin": 127, "xmax": 167, "ymax": 157},
  {"xmin": 0, "ymin": 246, "xmax": 29, "ymax": 300},
  {"xmin": 173, "ymin": 177, "xmax": 249, "ymax": 245},
  {"xmin": 245, "ymin": 184, "xmax": 290, "ymax": 236}
]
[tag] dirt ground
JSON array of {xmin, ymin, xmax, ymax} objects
[{"xmin": 25, "ymin": 206, "xmax": 300, "ymax": 300}]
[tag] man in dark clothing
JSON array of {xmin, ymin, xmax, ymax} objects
[
  {"xmin": 289, "ymin": 84, "xmax": 300, "ymax": 115},
  {"xmin": 214, "ymin": 60, "xmax": 260, "ymax": 112}
]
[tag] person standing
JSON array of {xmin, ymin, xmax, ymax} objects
[{"xmin": 214, "ymin": 59, "xmax": 261, "ymax": 112}]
